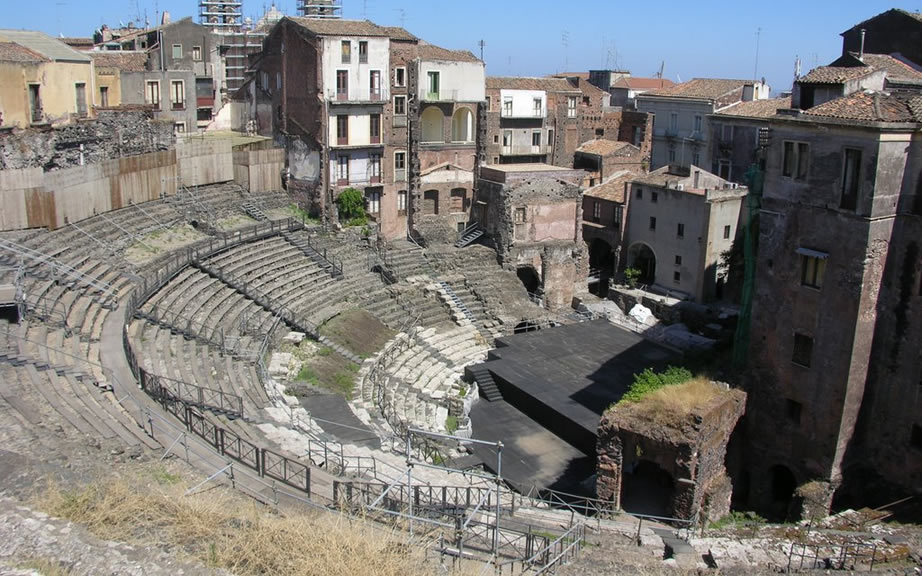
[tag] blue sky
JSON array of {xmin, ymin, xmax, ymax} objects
[{"xmin": 4, "ymin": 0, "xmax": 919, "ymax": 93}]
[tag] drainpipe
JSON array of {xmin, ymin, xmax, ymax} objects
[{"xmin": 859, "ymin": 29, "xmax": 866, "ymax": 61}]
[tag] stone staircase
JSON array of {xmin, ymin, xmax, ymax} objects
[
  {"xmin": 465, "ymin": 364, "xmax": 502, "ymax": 402},
  {"xmin": 281, "ymin": 230, "xmax": 344, "ymax": 279}
]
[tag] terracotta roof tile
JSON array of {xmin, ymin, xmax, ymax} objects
[
  {"xmin": 576, "ymin": 139, "xmax": 637, "ymax": 156},
  {"xmin": 717, "ymin": 96, "xmax": 791, "ymax": 118},
  {"xmin": 91, "ymin": 51, "xmax": 148, "ymax": 72},
  {"xmin": 418, "ymin": 43, "xmax": 479, "ymax": 63},
  {"xmin": 611, "ymin": 77, "xmax": 675, "ymax": 91},
  {"xmin": 0, "ymin": 41, "xmax": 47, "ymax": 62},
  {"xmin": 486, "ymin": 76, "xmax": 579, "ymax": 92},
  {"xmin": 289, "ymin": 17, "xmax": 396, "ymax": 37},
  {"xmin": 584, "ymin": 170, "xmax": 639, "ymax": 202},
  {"xmin": 641, "ymin": 78, "xmax": 752, "ymax": 100},
  {"xmin": 860, "ymin": 53, "xmax": 922, "ymax": 82},
  {"xmin": 379, "ymin": 25, "xmax": 417, "ymax": 41},
  {"xmin": 803, "ymin": 91, "xmax": 922, "ymax": 122},
  {"xmin": 798, "ymin": 65, "xmax": 875, "ymax": 84}
]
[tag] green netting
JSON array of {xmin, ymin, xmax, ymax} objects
[{"xmin": 732, "ymin": 163, "xmax": 764, "ymax": 370}]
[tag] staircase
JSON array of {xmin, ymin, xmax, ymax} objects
[
  {"xmin": 455, "ymin": 222, "xmax": 483, "ymax": 248},
  {"xmin": 281, "ymin": 231, "xmax": 344, "ymax": 280},
  {"xmin": 241, "ymin": 201, "xmax": 268, "ymax": 222},
  {"xmin": 437, "ymin": 281, "xmax": 477, "ymax": 325},
  {"xmin": 465, "ymin": 364, "xmax": 502, "ymax": 402}
]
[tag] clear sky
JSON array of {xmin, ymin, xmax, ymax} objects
[{"xmin": 4, "ymin": 0, "xmax": 920, "ymax": 93}]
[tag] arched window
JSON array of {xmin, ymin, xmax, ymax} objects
[
  {"xmin": 451, "ymin": 107, "xmax": 473, "ymax": 142},
  {"xmin": 421, "ymin": 107, "xmax": 443, "ymax": 143}
]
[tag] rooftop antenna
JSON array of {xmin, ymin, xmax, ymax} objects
[
  {"xmin": 56, "ymin": 1, "xmax": 66, "ymax": 36},
  {"xmin": 363, "ymin": 0, "xmax": 367, "ymax": 18},
  {"xmin": 561, "ymin": 30, "xmax": 569, "ymax": 72},
  {"xmin": 394, "ymin": 8, "xmax": 405, "ymax": 27},
  {"xmin": 794, "ymin": 55, "xmax": 802, "ymax": 79},
  {"xmin": 478, "ymin": 39, "xmax": 485, "ymax": 62},
  {"xmin": 753, "ymin": 27, "xmax": 762, "ymax": 81}
]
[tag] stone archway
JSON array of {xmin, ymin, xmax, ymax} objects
[
  {"xmin": 516, "ymin": 265, "xmax": 541, "ymax": 295},
  {"xmin": 421, "ymin": 107, "xmax": 443, "ymax": 143},
  {"xmin": 451, "ymin": 107, "xmax": 473, "ymax": 143},
  {"xmin": 769, "ymin": 464, "xmax": 798, "ymax": 522},
  {"xmin": 627, "ymin": 242, "xmax": 656, "ymax": 285},
  {"xmin": 621, "ymin": 460, "xmax": 675, "ymax": 517}
]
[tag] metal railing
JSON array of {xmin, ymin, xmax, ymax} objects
[{"xmin": 138, "ymin": 370, "xmax": 244, "ymax": 417}]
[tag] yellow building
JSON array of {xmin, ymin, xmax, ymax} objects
[
  {"xmin": 0, "ymin": 29, "xmax": 95, "ymax": 128},
  {"xmin": 90, "ymin": 51, "xmax": 148, "ymax": 109}
]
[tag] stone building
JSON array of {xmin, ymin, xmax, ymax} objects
[
  {"xmin": 89, "ymin": 52, "xmax": 148, "ymax": 110},
  {"xmin": 608, "ymin": 76, "xmax": 675, "ymax": 109},
  {"xmin": 474, "ymin": 164, "xmax": 587, "ymax": 311},
  {"xmin": 742, "ymin": 90, "xmax": 922, "ymax": 519},
  {"xmin": 623, "ymin": 165, "xmax": 746, "ymax": 303},
  {"xmin": 636, "ymin": 78, "xmax": 770, "ymax": 171},
  {"xmin": 581, "ymin": 170, "xmax": 639, "ymax": 297},
  {"xmin": 0, "ymin": 30, "xmax": 95, "ymax": 128},
  {"xmin": 709, "ymin": 96, "xmax": 790, "ymax": 183},
  {"xmin": 574, "ymin": 139, "xmax": 643, "ymax": 187},
  {"xmin": 840, "ymin": 8, "xmax": 922, "ymax": 68}
]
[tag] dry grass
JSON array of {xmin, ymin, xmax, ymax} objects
[
  {"xmin": 33, "ymin": 464, "xmax": 455, "ymax": 576},
  {"xmin": 14, "ymin": 557, "xmax": 71, "ymax": 576},
  {"xmin": 626, "ymin": 377, "xmax": 722, "ymax": 425}
]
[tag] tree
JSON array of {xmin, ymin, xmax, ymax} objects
[{"xmin": 336, "ymin": 187, "xmax": 367, "ymax": 227}]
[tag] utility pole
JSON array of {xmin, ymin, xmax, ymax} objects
[
  {"xmin": 753, "ymin": 27, "xmax": 762, "ymax": 81},
  {"xmin": 478, "ymin": 39, "xmax": 485, "ymax": 62}
]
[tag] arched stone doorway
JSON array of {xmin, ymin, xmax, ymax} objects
[
  {"xmin": 517, "ymin": 265, "xmax": 541, "ymax": 295},
  {"xmin": 768, "ymin": 465, "xmax": 798, "ymax": 522},
  {"xmin": 451, "ymin": 107, "xmax": 473, "ymax": 142},
  {"xmin": 588, "ymin": 238, "xmax": 615, "ymax": 297},
  {"xmin": 421, "ymin": 107, "xmax": 443, "ymax": 143},
  {"xmin": 627, "ymin": 242, "xmax": 656, "ymax": 285},
  {"xmin": 620, "ymin": 460, "xmax": 675, "ymax": 517}
]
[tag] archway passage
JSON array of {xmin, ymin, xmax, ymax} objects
[
  {"xmin": 516, "ymin": 266, "xmax": 541, "ymax": 295},
  {"xmin": 451, "ymin": 107, "xmax": 473, "ymax": 142},
  {"xmin": 588, "ymin": 238, "xmax": 614, "ymax": 297},
  {"xmin": 620, "ymin": 460, "xmax": 675, "ymax": 517},
  {"xmin": 0, "ymin": 304, "xmax": 20, "ymax": 324},
  {"xmin": 628, "ymin": 243, "xmax": 656, "ymax": 285},
  {"xmin": 768, "ymin": 465, "xmax": 798, "ymax": 522},
  {"xmin": 421, "ymin": 106, "xmax": 443, "ymax": 143}
]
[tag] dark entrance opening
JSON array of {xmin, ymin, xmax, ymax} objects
[
  {"xmin": 768, "ymin": 465, "xmax": 798, "ymax": 522},
  {"xmin": 628, "ymin": 243, "xmax": 656, "ymax": 285},
  {"xmin": 588, "ymin": 238, "xmax": 614, "ymax": 297},
  {"xmin": 513, "ymin": 320, "xmax": 542, "ymax": 334},
  {"xmin": 516, "ymin": 266, "xmax": 540, "ymax": 295},
  {"xmin": 0, "ymin": 304, "xmax": 20, "ymax": 324},
  {"xmin": 621, "ymin": 460, "xmax": 675, "ymax": 517}
]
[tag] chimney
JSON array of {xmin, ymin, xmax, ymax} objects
[
  {"xmin": 694, "ymin": 170, "xmax": 700, "ymax": 189},
  {"xmin": 859, "ymin": 28, "xmax": 866, "ymax": 61},
  {"xmin": 161, "ymin": 11, "xmax": 171, "ymax": 25}
]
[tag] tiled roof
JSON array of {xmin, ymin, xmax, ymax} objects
[
  {"xmin": 570, "ymin": 76, "xmax": 606, "ymax": 98},
  {"xmin": 91, "ymin": 51, "xmax": 148, "ymax": 72},
  {"xmin": 803, "ymin": 91, "xmax": 922, "ymax": 122},
  {"xmin": 289, "ymin": 17, "xmax": 396, "ymax": 37},
  {"xmin": 611, "ymin": 77, "xmax": 675, "ymax": 91},
  {"xmin": 576, "ymin": 139, "xmax": 637, "ymax": 156},
  {"xmin": 550, "ymin": 72, "xmax": 590, "ymax": 80},
  {"xmin": 486, "ymin": 76, "xmax": 579, "ymax": 92},
  {"xmin": 418, "ymin": 43, "xmax": 479, "ymax": 63},
  {"xmin": 0, "ymin": 29, "xmax": 91, "ymax": 62},
  {"xmin": 843, "ymin": 9, "xmax": 922, "ymax": 33},
  {"xmin": 380, "ymin": 26, "xmax": 417, "ymax": 41},
  {"xmin": 0, "ymin": 41, "xmax": 47, "ymax": 63},
  {"xmin": 717, "ymin": 96, "xmax": 791, "ymax": 118},
  {"xmin": 61, "ymin": 37, "xmax": 94, "ymax": 48},
  {"xmin": 798, "ymin": 65, "xmax": 875, "ymax": 84},
  {"xmin": 584, "ymin": 170, "xmax": 639, "ymax": 202},
  {"xmin": 641, "ymin": 78, "xmax": 751, "ymax": 100},
  {"xmin": 859, "ymin": 53, "xmax": 922, "ymax": 82}
]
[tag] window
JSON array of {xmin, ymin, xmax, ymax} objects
[
  {"xmin": 173, "ymin": 121, "xmax": 185, "ymax": 134},
  {"xmin": 668, "ymin": 149, "xmax": 676, "ymax": 163},
  {"xmin": 369, "ymin": 70, "xmax": 381, "ymax": 100},
  {"xmin": 261, "ymin": 71, "xmax": 269, "ymax": 90},
  {"xmin": 369, "ymin": 154, "xmax": 381, "ymax": 183},
  {"xmin": 669, "ymin": 112, "xmax": 678, "ymax": 131},
  {"xmin": 336, "ymin": 70, "xmax": 348, "ymax": 99},
  {"xmin": 486, "ymin": 96, "xmax": 491, "ymax": 111},
  {"xmin": 723, "ymin": 225, "xmax": 732, "ymax": 239},
  {"xmin": 786, "ymin": 399, "xmax": 802, "ymax": 425},
  {"xmin": 502, "ymin": 130, "xmax": 512, "ymax": 148},
  {"xmin": 145, "ymin": 80, "xmax": 160, "ymax": 108},
  {"xmin": 394, "ymin": 95, "xmax": 406, "ymax": 115},
  {"xmin": 694, "ymin": 115, "xmax": 702, "ymax": 132},
  {"xmin": 651, "ymin": 191, "xmax": 658, "ymax": 203},
  {"xmin": 567, "ymin": 96, "xmax": 577, "ymax": 118},
  {"xmin": 693, "ymin": 151, "xmax": 700, "ymax": 166},
  {"xmin": 397, "ymin": 190, "xmax": 408, "ymax": 215},
  {"xmin": 721, "ymin": 124, "xmax": 732, "ymax": 141},
  {"xmin": 341, "ymin": 40, "xmax": 351, "ymax": 63},
  {"xmin": 99, "ymin": 86, "xmax": 109, "ymax": 107},
  {"xmin": 582, "ymin": 95, "xmax": 590, "ymax": 105},
  {"xmin": 533, "ymin": 97, "xmax": 542, "ymax": 116},
  {"xmin": 782, "ymin": 141, "xmax": 809, "ymax": 180},
  {"xmin": 276, "ymin": 73, "xmax": 282, "ymax": 91},
  {"xmin": 170, "ymin": 80, "xmax": 184, "ymax": 110},
  {"xmin": 595, "ymin": 128, "xmax": 604, "ymax": 136},
  {"xmin": 370, "ymin": 113, "xmax": 381, "ymax": 143},
  {"xmin": 450, "ymin": 188, "xmax": 466, "ymax": 212},
  {"xmin": 635, "ymin": 187, "xmax": 643, "ymax": 199},
  {"xmin": 532, "ymin": 130, "xmax": 541, "ymax": 147},
  {"xmin": 800, "ymin": 250, "xmax": 827, "ymax": 289},
  {"xmin": 675, "ymin": 255, "xmax": 682, "ymax": 265},
  {"xmin": 336, "ymin": 115, "xmax": 348, "ymax": 145},
  {"xmin": 358, "ymin": 41, "xmax": 368, "ymax": 63},
  {"xmin": 172, "ymin": 44, "xmax": 182, "ymax": 59},
  {"xmin": 614, "ymin": 205, "xmax": 623, "ymax": 229},
  {"xmin": 192, "ymin": 46, "xmax": 202, "ymax": 61},
  {"xmin": 502, "ymin": 98, "xmax": 512, "ymax": 116},
  {"xmin": 592, "ymin": 200, "xmax": 601, "ymax": 221},
  {"xmin": 394, "ymin": 151, "xmax": 406, "ymax": 181},
  {"xmin": 841, "ymin": 148, "xmax": 861, "ymax": 211},
  {"xmin": 677, "ymin": 223, "xmax": 684, "ymax": 238},
  {"xmin": 336, "ymin": 155, "xmax": 349, "ymax": 184},
  {"xmin": 427, "ymin": 71, "xmax": 440, "ymax": 99},
  {"xmin": 547, "ymin": 129, "xmax": 554, "ymax": 146},
  {"xmin": 74, "ymin": 83, "xmax": 87, "ymax": 116},
  {"xmin": 718, "ymin": 160, "xmax": 731, "ymax": 180},
  {"xmin": 792, "ymin": 333, "xmax": 814, "ymax": 367},
  {"xmin": 514, "ymin": 207, "xmax": 526, "ymax": 223},
  {"xmin": 912, "ymin": 425, "xmax": 922, "ymax": 450},
  {"xmin": 649, "ymin": 216, "xmax": 657, "ymax": 230},
  {"xmin": 493, "ymin": 135, "xmax": 499, "ymax": 144},
  {"xmin": 673, "ymin": 271, "xmax": 681, "ymax": 284},
  {"xmin": 394, "ymin": 67, "xmax": 406, "ymax": 87},
  {"xmin": 365, "ymin": 189, "xmax": 380, "ymax": 214}
]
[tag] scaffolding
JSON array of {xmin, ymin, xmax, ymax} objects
[
  {"xmin": 298, "ymin": 0, "xmax": 342, "ymax": 18},
  {"xmin": 732, "ymin": 163, "xmax": 764, "ymax": 370}
]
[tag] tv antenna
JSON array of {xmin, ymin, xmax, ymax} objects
[
  {"xmin": 478, "ymin": 39, "xmax": 485, "ymax": 62},
  {"xmin": 753, "ymin": 27, "xmax": 762, "ymax": 81},
  {"xmin": 561, "ymin": 31, "xmax": 569, "ymax": 72},
  {"xmin": 394, "ymin": 8, "xmax": 405, "ymax": 27}
]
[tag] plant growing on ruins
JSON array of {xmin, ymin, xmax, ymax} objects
[
  {"xmin": 619, "ymin": 365, "xmax": 693, "ymax": 404},
  {"xmin": 624, "ymin": 267, "xmax": 641, "ymax": 288},
  {"xmin": 335, "ymin": 187, "xmax": 367, "ymax": 227}
]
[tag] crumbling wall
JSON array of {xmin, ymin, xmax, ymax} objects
[{"xmin": 0, "ymin": 109, "xmax": 173, "ymax": 172}]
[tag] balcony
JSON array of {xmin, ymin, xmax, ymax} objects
[
  {"xmin": 422, "ymin": 88, "xmax": 461, "ymax": 102},
  {"xmin": 502, "ymin": 144, "xmax": 548, "ymax": 156},
  {"xmin": 501, "ymin": 108, "xmax": 544, "ymax": 119}
]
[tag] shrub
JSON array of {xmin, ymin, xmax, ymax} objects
[
  {"xmin": 336, "ymin": 188, "xmax": 366, "ymax": 226},
  {"xmin": 624, "ymin": 267, "xmax": 641, "ymax": 288},
  {"xmin": 619, "ymin": 365, "xmax": 693, "ymax": 404}
]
